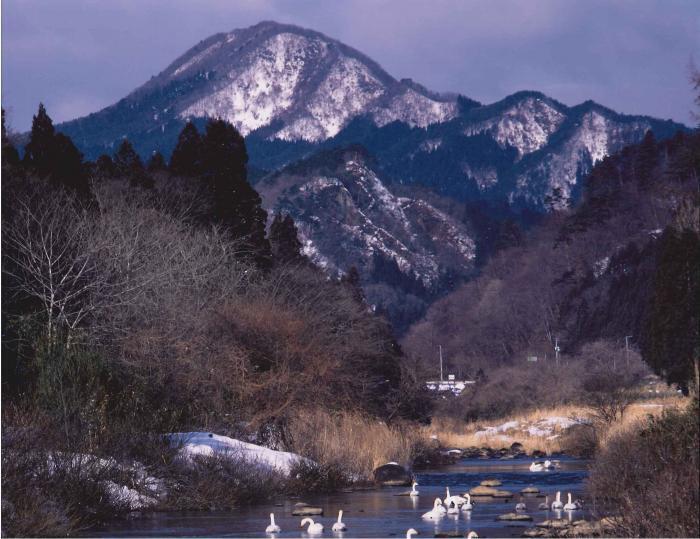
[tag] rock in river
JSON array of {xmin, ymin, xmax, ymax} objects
[
  {"xmin": 497, "ymin": 512, "xmax": 533, "ymax": 521},
  {"xmin": 373, "ymin": 462, "xmax": 412, "ymax": 486},
  {"xmin": 480, "ymin": 478, "xmax": 502, "ymax": 487},
  {"xmin": 521, "ymin": 486, "xmax": 540, "ymax": 494},
  {"xmin": 292, "ymin": 503, "xmax": 324, "ymax": 516}
]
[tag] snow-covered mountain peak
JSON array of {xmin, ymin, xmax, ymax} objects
[{"xmin": 464, "ymin": 95, "xmax": 566, "ymax": 157}]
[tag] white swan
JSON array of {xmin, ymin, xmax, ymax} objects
[
  {"xmin": 422, "ymin": 498, "xmax": 446, "ymax": 520},
  {"xmin": 538, "ymin": 496, "xmax": 549, "ymax": 510},
  {"xmin": 467, "ymin": 532, "xmax": 479, "ymax": 539},
  {"xmin": 409, "ymin": 481, "xmax": 419, "ymax": 497},
  {"xmin": 563, "ymin": 493, "xmax": 577, "ymax": 511},
  {"xmin": 447, "ymin": 501, "xmax": 459, "ymax": 514},
  {"xmin": 515, "ymin": 502, "xmax": 527, "ymax": 512},
  {"xmin": 265, "ymin": 513, "xmax": 281, "ymax": 533},
  {"xmin": 444, "ymin": 487, "xmax": 467, "ymax": 507},
  {"xmin": 551, "ymin": 491, "xmax": 564, "ymax": 510},
  {"xmin": 529, "ymin": 461, "xmax": 545, "ymax": 472},
  {"xmin": 406, "ymin": 529, "xmax": 418, "ymax": 539},
  {"xmin": 331, "ymin": 510, "xmax": 346, "ymax": 531},
  {"xmin": 462, "ymin": 493, "xmax": 473, "ymax": 511},
  {"xmin": 301, "ymin": 517, "xmax": 324, "ymax": 534}
]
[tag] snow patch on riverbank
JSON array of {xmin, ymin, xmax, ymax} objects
[{"xmin": 168, "ymin": 432, "xmax": 311, "ymax": 476}]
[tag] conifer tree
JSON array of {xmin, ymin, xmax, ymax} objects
[
  {"xmin": 147, "ymin": 151, "xmax": 167, "ymax": 173},
  {"xmin": 95, "ymin": 154, "xmax": 116, "ymax": 178},
  {"xmin": 50, "ymin": 133, "xmax": 90, "ymax": 197},
  {"xmin": 23, "ymin": 103, "xmax": 55, "ymax": 174},
  {"xmin": 269, "ymin": 212, "xmax": 304, "ymax": 264},
  {"xmin": 635, "ymin": 130, "xmax": 658, "ymax": 186},
  {"xmin": 1, "ymin": 108, "xmax": 20, "ymax": 167},
  {"xmin": 170, "ymin": 122, "xmax": 202, "ymax": 176},
  {"xmin": 114, "ymin": 139, "xmax": 151, "ymax": 188},
  {"xmin": 201, "ymin": 119, "xmax": 270, "ymax": 265},
  {"xmin": 643, "ymin": 227, "xmax": 700, "ymax": 388}
]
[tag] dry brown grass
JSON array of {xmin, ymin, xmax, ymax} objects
[
  {"xmin": 425, "ymin": 396, "xmax": 684, "ymax": 455},
  {"xmin": 288, "ymin": 409, "xmax": 421, "ymax": 481}
]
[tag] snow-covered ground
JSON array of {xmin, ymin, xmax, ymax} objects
[
  {"xmin": 473, "ymin": 415, "xmax": 586, "ymax": 440},
  {"xmin": 168, "ymin": 432, "xmax": 311, "ymax": 476}
]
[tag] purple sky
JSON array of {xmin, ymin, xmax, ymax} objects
[{"xmin": 2, "ymin": 0, "xmax": 699, "ymax": 131}]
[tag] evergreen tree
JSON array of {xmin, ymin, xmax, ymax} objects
[
  {"xmin": 1, "ymin": 108, "xmax": 20, "ymax": 167},
  {"xmin": 201, "ymin": 119, "xmax": 270, "ymax": 265},
  {"xmin": 147, "ymin": 151, "xmax": 167, "ymax": 173},
  {"xmin": 95, "ymin": 154, "xmax": 116, "ymax": 178},
  {"xmin": 170, "ymin": 122, "xmax": 202, "ymax": 176},
  {"xmin": 50, "ymin": 133, "xmax": 91, "ymax": 198},
  {"xmin": 269, "ymin": 212, "xmax": 304, "ymax": 264},
  {"xmin": 23, "ymin": 103, "xmax": 55, "ymax": 175},
  {"xmin": 341, "ymin": 266, "xmax": 365, "ymax": 305},
  {"xmin": 113, "ymin": 139, "xmax": 151, "ymax": 188},
  {"xmin": 643, "ymin": 227, "xmax": 700, "ymax": 388},
  {"xmin": 635, "ymin": 130, "xmax": 658, "ymax": 187}
]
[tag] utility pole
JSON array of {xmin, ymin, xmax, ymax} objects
[
  {"xmin": 554, "ymin": 337, "xmax": 560, "ymax": 365},
  {"xmin": 439, "ymin": 345, "xmax": 444, "ymax": 382},
  {"xmin": 625, "ymin": 336, "xmax": 632, "ymax": 367}
]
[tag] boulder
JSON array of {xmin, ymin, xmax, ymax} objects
[
  {"xmin": 292, "ymin": 503, "xmax": 323, "ymax": 516},
  {"xmin": 536, "ymin": 519, "xmax": 571, "ymax": 529},
  {"xmin": 531, "ymin": 450, "xmax": 546, "ymax": 458},
  {"xmin": 510, "ymin": 442, "xmax": 525, "ymax": 453},
  {"xmin": 468, "ymin": 485, "xmax": 500, "ymax": 496},
  {"xmin": 480, "ymin": 478, "xmax": 502, "ymax": 487},
  {"xmin": 373, "ymin": 462, "xmax": 412, "ymax": 486},
  {"xmin": 520, "ymin": 486, "xmax": 540, "ymax": 494},
  {"xmin": 492, "ymin": 489, "xmax": 515, "ymax": 498},
  {"xmin": 496, "ymin": 512, "xmax": 533, "ymax": 521},
  {"xmin": 523, "ymin": 527, "xmax": 548, "ymax": 537}
]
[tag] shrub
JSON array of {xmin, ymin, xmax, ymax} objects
[{"xmin": 587, "ymin": 402, "xmax": 699, "ymax": 537}]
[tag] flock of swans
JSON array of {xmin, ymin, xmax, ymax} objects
[{"xmin": 264, "ymin": 460, "xmax": 582, "ymax": 537}]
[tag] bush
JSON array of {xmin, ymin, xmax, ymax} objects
[{"xmin": 587, "ymin": 403, "xmax": 699, "ymax": 537}]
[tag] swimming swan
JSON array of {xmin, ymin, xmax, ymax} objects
[
  {"xmin": 529, "ymin": 461, "xmax": 544, "ymax": 472},
  {"xmin": 265, "ymin": 513, "xmax": 281, "ymax": 533},
  {"xmin": 301, "ymin": 517, "xmax": 324, "ymax": 534},
  {"xmin": 462, "ymin": 493, "xmax": 473, "ymax": 511},
  {"xmin": 467, "ymin": 532, "xmax": 479, "ymax": 538},
  {"xmin": 332, "ymin": 510, "xmax": 347, "ymax": 532},
  {"xmin": 551, "ymin": 491, "xmax": 564, "ymax": 510},
  {"xmin": 447, "ymin": 501, "xmax": 459, "ymax": 514},
  {"xmin": 422, "ymin": 498, "xmax": 446, "ymax": 519},
  {"xmin": 515, "ymin": 502, "xmax": 527, "ymax": 512},
  {"xmin": 563, "ymin": 493, "xmax": 577, "ymax": 511},
  {"xmin": 406, "ymin": 529, "xmax": 418, "ymax": 539},
  {"xmin": 410, "ymin": 481, "xmax": 419, "ymax": 497},
  {"xmin": 444, "ymin": 487, "xmax": 467, "ymax": 507},
  {"xmin": 538, "ymin": 496, "xmax": 549, "ymax": 510}
]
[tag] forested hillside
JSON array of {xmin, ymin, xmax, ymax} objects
[{"xmin": 403, "ymin": 129, "xmax": 699, "ymax": 389}]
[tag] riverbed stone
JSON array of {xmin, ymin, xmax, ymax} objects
[
  {"xmin": 520, "ymin": 486, "xmax": 540, "ymax": 494},
  {"xmin": 480, "ymin": 478, "xmax": 502, "ymax": 487},
  {"xmin": 522, "ymin": 527, "xmax": 548, "ymax": 537},
  {"xmin": 373, "ymin": 462, "xmax": 412, "ymax": 486},
  {"xmin": 468, "ymin": 485, "xmax": 500, "ymax": 496},
  {"xmin": 536, "ymin": 518, "xmax": 571, "ymax": 529},
  {"xmin": 492, "ymin": 489, "xmax": 515, "ymax": 498},
  {"xmin": 292, "ymin": 503, "xmax": 324, "ymax": 516},
  {"xmin": 497, "ymin": 512, "xmax": 533, "ymax": 521}
]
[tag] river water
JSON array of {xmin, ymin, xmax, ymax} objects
[{"xmin": 93, "ymin": 456, "xmax": 590, "ymax": 538}]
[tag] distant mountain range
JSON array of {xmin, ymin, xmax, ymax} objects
[{"xmin": 51, "ymin": 20, "xmax": 689, "ymax": 330}]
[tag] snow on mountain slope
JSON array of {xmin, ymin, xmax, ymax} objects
[
  {"xmin": 513, "ymin": 108, "xmax": 654, "ymax": 208},
  {"xmin": 463, "ymin": 95, "xmax": 566, "ymax": 157},
  {"xmin": 166, "ymin": 21, "xmax": 456, "ymax": 141},
  {"xmin": 257, "ymin": 148, "xmax": 475, "ymax": 287}
]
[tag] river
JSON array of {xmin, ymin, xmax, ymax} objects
[{"xmin": 92, "ymin": 456, "xmax": 590, "ymax": 537}]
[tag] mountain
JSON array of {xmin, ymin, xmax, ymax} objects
[
  {"xmin": 56, "ymin": 21, "xmax": 685, "ymax": 210},
  {"xmin": 57, "ymin": 21, "xmax": 457, "ymax": 154},
  {"xmin": 256, "ymin": 146, "xmax": 476, "ymax": 331}
]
